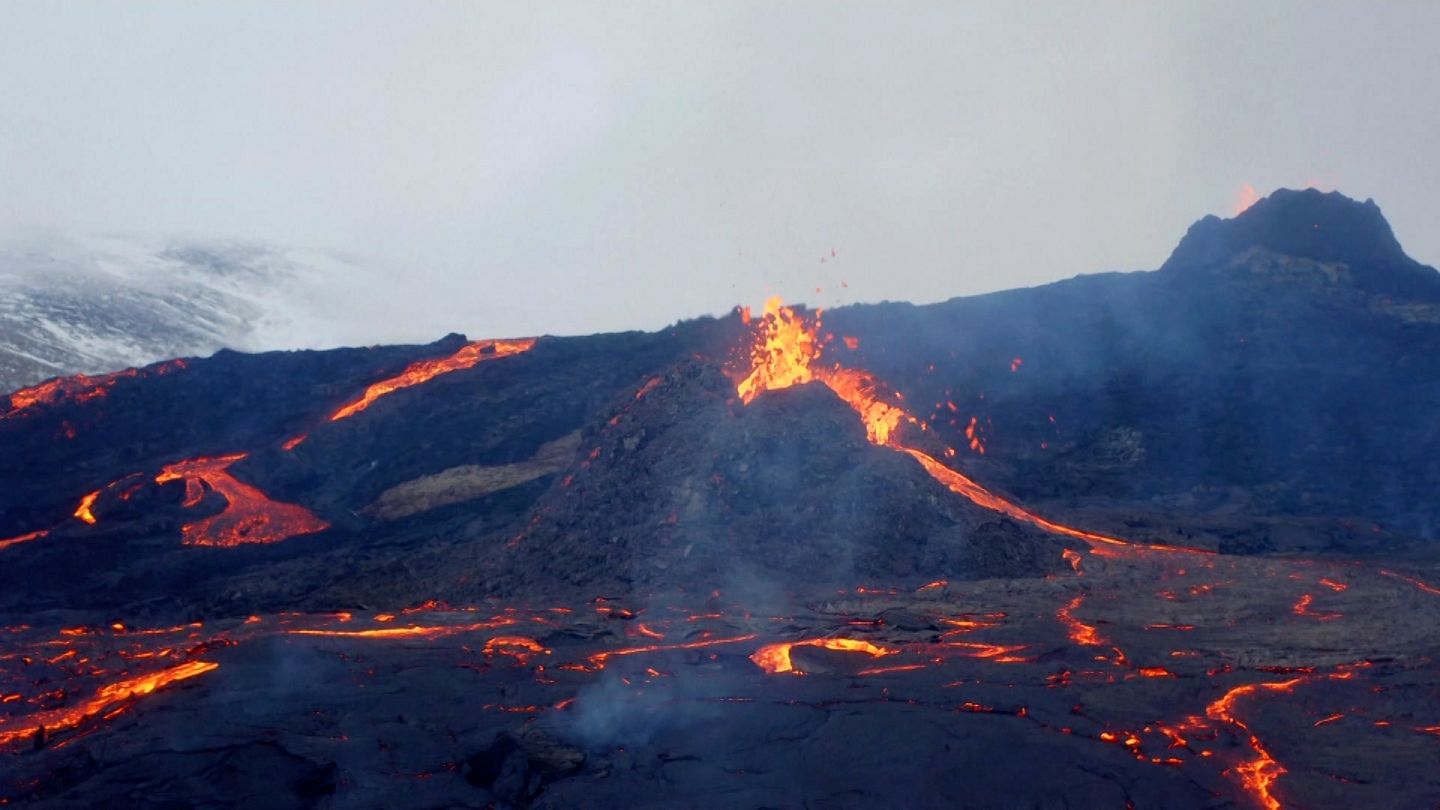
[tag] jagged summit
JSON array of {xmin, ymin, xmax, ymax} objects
[{"xmin": 1161, "ymin": 188, "xmax": 1440, "ymax": 297}]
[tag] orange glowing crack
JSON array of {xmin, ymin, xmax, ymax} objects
[
  {"xmin": 329, "ymin": 338, "xmax": 536, "ymax": 422},
  {"xmin": 0, "ymin": 660, "xmax": 217, "ymax": 749},
  {"xmin": 155, "ymin": 454, "xmax": 329, "ymax": 547},
  {"xmin": 0, "ymin": 529, "xmax": 48, "ymax": 552},
  {"xmin": 288, "ymin": 617, "xmax": 516, "ymax": 639},
  {"xmin": 1057, "ymin": 594, "xmax": 1104, "ymax": 646},
  {"xmin": 586, "ymin": 634, "xmax": 757, "ymax": 669},
  {"xmin": 1206, "ymin": 678, "xmax": 1305, "ymax": 810},
  {"xmin": 1379, "ymin": 569, "xmax": 1440, "ymax": 596},
  {"xmin": 750, "ymin": 638, "xmax": 895, "ymax": 675},
  {"xmin": 1291, "ymin": 594, "xmax": 1342, "ymax": 621},
  {"xmin": 734, "ymin": 299, "xmax": 1205, "ymax": 556},
  {"xmin": 933, "ymin": 640, "xmax": 1029, "ymax": 663}
]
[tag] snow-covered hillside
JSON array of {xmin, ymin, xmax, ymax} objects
[{"xmin": 0, "ymin": 235, "xmax": 371, "ymax": 394}]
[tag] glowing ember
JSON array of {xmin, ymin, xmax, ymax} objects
[
  {"xmin": 1063, "ymin": 549, "xmax": 1084, "ymax": 573},
  {"xmin": 73, "ymin": 490, "xmax": 100, "ymax": 525},
  {"xmin": 934, "ymin": 640, "xmax": 1029, "ymax": 663},
  {"xmin": 587, "ymin": 634, "xmax": 757, "ymax": 669},
  {"xmin": 155, "ymin": 454, "xmax": 329, "ymax": 547},
  {"xmin": 1291, "ymin": 593, "xmax": 1341, "ymax": 621},
  {"xmin": 750, "ymin": 638, "xmax": 895, "ymax": 675},
  {"xmin": 329, "ymin": 338, "xmax": 536, "ymax": 422},
  {"xmin": 289, "ymin": 617, "xmax": 515, "ymax": 639}
]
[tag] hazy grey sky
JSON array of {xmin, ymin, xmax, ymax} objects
[{"xmin": 3, "ymin": 2, "xmax": 1438, "ymax": 343}]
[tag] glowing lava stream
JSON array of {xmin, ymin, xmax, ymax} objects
[
  {"xmin": 735, "ymin": 299, "xmax": 1203, "ymax": 555},
  {"xmin": 0, "ymin": 529, "xmax": 48, "ymax": 552},
  {"xmin": 155, "ymin": 454, "xmax": 329, "ymax": 547},
  {"xmin": 328, "ymin": 338, "xmax": 536, "ymax": 422},
  {"xmin": 0, "ymin": 660, "xmax": 218, "ymax": 749},
  {"xmin": 1206, "ymin": 678, "xmax": 1304, "ymax": 810},
  {"xmin": 0, "ymin": 360, "xmax": 188, "ymax": 421}
]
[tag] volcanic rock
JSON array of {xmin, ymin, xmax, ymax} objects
[{"xmin": 492, "ymin": 361, "xmax": 1068, "ymax": 596}]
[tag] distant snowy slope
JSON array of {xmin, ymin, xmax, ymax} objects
[{"xmin": 0, "ymin": 235, "xmax": 370, "ymax": 394}]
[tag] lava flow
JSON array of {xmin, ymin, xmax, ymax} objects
[
  {"xmin": 750, "ymin": 638, "xmax": 894, "ymax": 675},
  {"xmin": 1206, "ymin": 678, "xmax": 1305, "ymax": 810},
  {"xmin": 0, "ymin": 660, "xmax": 218, "ymax": 749},
  {"xmin": 154, "ymin": 454, "xmax": 329, "ymax": 546},
  {"xmin": 0, "ymin": 530, "xmax": 47, "ymax": 552},
  {"xmin": 0, "ymin": 360, "xmax": 187, "ymax": 421},
  {"xmin": 328, "ymin": 338, "xmax": 536, "ymax": 422},
  {"xmin": 735, "ymin": 299, "xmax": 1199, "ymax": 555}
]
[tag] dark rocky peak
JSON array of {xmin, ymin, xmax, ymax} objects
[{"xmin": 1160, "ymin": 188, "xmax": 1440, "ymax": 298}]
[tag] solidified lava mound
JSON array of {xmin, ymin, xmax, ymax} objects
[{"xmin": 493, "ymin": 362, "xmax": 1067, "ymax": 595}]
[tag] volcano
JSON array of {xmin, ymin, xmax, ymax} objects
[{"xmin": 3, "ymin": 189, "xmax": 1440, "ymax": 809}]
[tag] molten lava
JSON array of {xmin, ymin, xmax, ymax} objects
[
  {"xmin": 0, "ymin": 360, "xmax": 187, "ymax": 421},
  {"xmin": 72, "ymin": 490, "xmax": 100, "ymax": 525},
  {"xmin": 1206, "ymin": 678, "xmax": 1304, "ymax": 810},
  {"xmin": 155, "ymin": 454, "xmax": 329, "ymax": 547},
  {"xmin": 0, "ymin": 529, "xmax": 48, "ymax": 552},
  {"xmin": 329, "ymin": 338, "xmax": 536, "ymax": 422},
  {"xmin": 734, "ymin": 299, "xmax": 1200, "ymax": 555},
  {"xmin": 1057, "ymin": 594, "xmax": 1104, "ymax": 646},
  {"xmin": 750, "ymin": 638, "xmax": 894, "ymax": 675},
  {"xmin": 0, "ymin": 660, "xmax": 217, "ymax": 749}
]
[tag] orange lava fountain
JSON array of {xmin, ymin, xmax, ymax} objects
[
  {"xmin": 735, "ymin": 299, "xmax": 1201, "ymax": 555},
  {"xmin": 329, "ymin": 338, "xmax": 536, "ymax": 422},
  {"xmin": 155, "ymin": 454, "xmax": 329, "ymax": 547}
]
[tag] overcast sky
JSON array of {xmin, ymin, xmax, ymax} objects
[{"xmin": 2, "ymin": 2, "xmax": 1438, "ymax": 344}]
